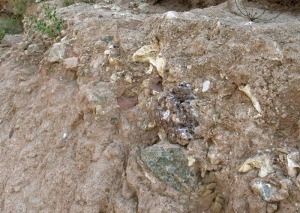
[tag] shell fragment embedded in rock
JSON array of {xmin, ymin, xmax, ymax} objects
[
  {"xmin": 132, "ymin": 44, "xmax": 159, "ymax": 63},
  {"xmin": 238, "ymin": 155, "xmax": 274, "ymax": 177},
  {"xmin": 149, "ymin": 55, "xmax": 166, "ymax": 77},
  {"xmin": 132, "ymin": 43, "xmax": 166, "ymax": 77},
  {"xmin": 238, "ymin": 84, "xmax": 262, "ymax": 114}
]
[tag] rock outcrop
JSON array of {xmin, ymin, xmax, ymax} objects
[{"xmin": 0, "ymin": 1, "xmax": 300, "ymax": 212}]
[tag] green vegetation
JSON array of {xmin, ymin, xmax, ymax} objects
[
  {"xmin": 11, "ymin": 0, "xmax": 34, "ymax": 17},
  {"xmin": 80, "ymin": 0, "xmax": 96, "ymax": 3},
  {"xmin": 27, "ymin": 4, "xmax": 64, "ymax": 38},
  {"xmin": 1, "ymin": 0, "xmax": 97, "ymax": 39},
  {"xmin": 0, "ymin": 18, "xmax": 23, "ymax": 35},
  {"xmin": 62, "ymin": 0, "xmax": 75, "ymax": 7},
  {"xmin": 62, "ymin": 0, "xmax": 96, "ymax": 7},
  {"xmin": 0, "ymin": 18, "xmax": 23, "ymax": 34},
  {"xmin": 0, "ymin": 29, "xmax": 5, "ymax": 40},
  {"xmin": 0, "ymin": 0, "xmax": 34, "ymax": 37}
]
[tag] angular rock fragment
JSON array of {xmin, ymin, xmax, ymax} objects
[
  {"xmin": 239, "ymin": 149, "xmax": 300, "ymax": 205},
  {"xmin": 82, "ymin": 81, "xmax": 118, "ymax": 117},
  {"xmin": 46, "ymin": 42, "xmax": 66, "ymax": 63},
  {"xmin": 63, "ymin": 57, "xmax": 78, "ymax": 70},
  {"xmin": 25, "ymin": 43, "xmax": 46, "ymax": 55},
  {"xmin": 140, "ymin": 144, "xmax": 197, "ymax": 192},
  {"xmin": 286, "ymin": 151, "xmax": 300, "ymax": 178},
  {"xmin": 250, "ymin": 178, "xmax": 291, "ymax": 202}
]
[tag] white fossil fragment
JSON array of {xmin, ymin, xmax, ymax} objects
[
  {"xmin": 287, "ymin": 152, "xmax": 300, "ymax": 178},
  {"xmin": 132, "ymin": 43, "xmax": 166, "ymax": 77},
  {"xmin": 239, "ymin": 84, "xmax": 262, "ymax": 114},
  {"xmin": 202, "ymin": 80, "xmax": 211, "ymax": 92},
  {"xmin": 187, "ymin": 156, "xmax": 196, "ymax": 167},
  {"xmin": 62, "ymin": 132, "xmax": 68, "ymax": 139},
  {"xmin": 149, "ymin": 55, "xmax": 166, "ymax": 78},
  {"xmin": 146, "ymin": 64, "xmax": 154, "ymax": 74},
  {"xmin": 238, "ymin": 155, "xmax": 274, "ymax": 177}
]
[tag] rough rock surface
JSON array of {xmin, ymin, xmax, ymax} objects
[
  {"xmin": 155, "ymin": 82, "xmax": 200, "ymax": 145},
  {"xmin": 1, "ymin": 1, "xmax": 300, "ymax": 212}
]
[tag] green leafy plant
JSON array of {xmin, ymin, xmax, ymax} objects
[
  {"xmin": 0, "ymin": 29, "xmax": 5, "ymax": 40},
  {"xmin": 27, "ymin": 4, "xmax": 64, "ymax": 38}
]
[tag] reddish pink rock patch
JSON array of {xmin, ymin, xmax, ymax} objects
[
  {"xmin": 117, "ymin": 95, "xmax": 138, "ymax": 110},
  {"xmin": 149, "ymin": 76, "xmax": 163, "ymax": 92},
  {"xmin": 63, "ymin": 57, "xmax": 78, "ymax": 70}
]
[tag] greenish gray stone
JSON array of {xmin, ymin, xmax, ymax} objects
[
  {"xmin": 140, "ymin": 145, "xmax": 196, "ymax": 192},
  {"xmin": 47, "ymin": 43, "xmax": 66, "ymax": 63},
  {"xmin": 138, "ymin": 3, "xmax": 151, "ymax": 13},
  {"xmin": 101, "ymin": 36, "xmax": 114, "ymax": 44}
]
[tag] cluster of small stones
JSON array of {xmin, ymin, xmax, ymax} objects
[
  {"xmin": 239, "ymin": 148, "xmax": 300, "ymax": 204},
  {"xmin": 155, "ymin": 82, "xmax": 200, "ymax": 146}
]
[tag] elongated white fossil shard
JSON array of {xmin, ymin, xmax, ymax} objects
[{"xmin": 239, "ymin": 84, "xmax": 262, "ymax": 114}]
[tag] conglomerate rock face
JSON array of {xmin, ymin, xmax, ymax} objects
[
  {"xmin": 0, "ymin": 1, "xmax": 300, "ymax": 212},
  {"xmin": 155, "ymin": 82, "xmax": 200, "ymax": 145}
]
